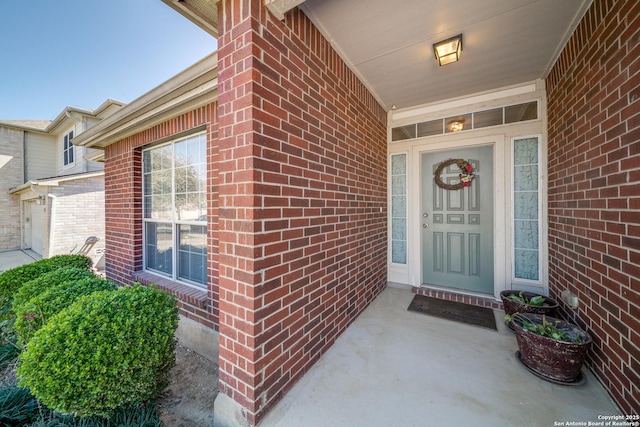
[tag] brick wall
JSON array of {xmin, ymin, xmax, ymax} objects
[
  {"xmin": 103, "ymin": 104, "xmax": 219, "ymax": 329},
  {"xmin": 49, "ymin": 175, "xmax": 105, "ymax": 267},
  {"xmin": 0, "ymin": 127, "xmax": 24, "ymax": 250},
  {"xmin": 216, "ymin": 1, "xmax": 388, "ymax": 424},
  {"xmin": 546, "ymin": 0, "xmax": 640, "ymax": 413}
]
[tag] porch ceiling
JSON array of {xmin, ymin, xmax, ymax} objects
[
  {"xmin": 159, "ymin": 0, "xmax": 591, "ymax": 111},
  {"xmin": 299, "ymin": 0, "xmax": 592, "ymax": 110}
]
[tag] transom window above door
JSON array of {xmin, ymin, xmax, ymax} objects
[
  {"xmin": 142, "ymin": 132, "xmax": 207, "ymax": 288},
  {"xmin": 391, "ymin": 101, "xmax": 538, "ymax": 142}
]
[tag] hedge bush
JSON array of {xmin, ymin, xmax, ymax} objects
[
  {"xmin": 12, "ymin": 267, "xmax": 97, "ymax": 316},
  {"xmin": 14, "ymin": 276, "xmax": 117, "ymax": 344},
  {"xmin": 0, "ymin": 255, "xmax": 92, "ymax": 305},
  {"xmin": 18, "ymin": 285, "xmax": 178, "ymax": 417}
]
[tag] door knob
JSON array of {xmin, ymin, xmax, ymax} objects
[{"xmin": 423, "ymin": 223, "xmax": 429, "ymax": 229}]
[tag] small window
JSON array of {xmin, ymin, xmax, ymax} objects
[
  {"xmin": 505, "ymin": 102, "xmax": 538, "ymax": 123},
  {"xmin": 417, "ymin": 119, "xmax": 443, "ymax": 137},
  {"xmin": 474, "ymin": 108, "xmax": 503, "ymax": 128},
  {"xmin": 392, "ymin": 124, "xmax": 416, "ymax": 141},
  {"xmin": 390, "ymin": 100, "xmax": 539, "ymax": 142},
  {"xmin": 63, "ymin": 131, "xmax": 74, "ymax": 166}
]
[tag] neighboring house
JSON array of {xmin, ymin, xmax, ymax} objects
[
  {"xmin": 72, "ymin": 0, "xmax": 639, "ymax": 424},
  {"xmin": 0, "ymin": 120, "xmax": 49, "ymax": 251},
  {"xmin": 0, "ymin": 99, "xmax": 125, "ymax": 269}
]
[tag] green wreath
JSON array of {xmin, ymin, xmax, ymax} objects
[{"xmin": 434, "ymin": 159, "xmax": 474, "ymax": 190}]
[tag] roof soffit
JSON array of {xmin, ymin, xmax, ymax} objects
[
  {"xmin": 265, "ymin": 0, "xmax": 307, "ymax": 20},
  {"xmin": 161, "ymin": 0, "xmax": 219, "ymax": 37}
]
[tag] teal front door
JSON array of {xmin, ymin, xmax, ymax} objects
[{"xmin": 421, "ymin": 145, "xmax": 494, "ymax": 294}]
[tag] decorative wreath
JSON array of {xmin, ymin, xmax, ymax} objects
[{"xmin": 434, "ymin": 159, "xmax": 474, "ymax": 190}]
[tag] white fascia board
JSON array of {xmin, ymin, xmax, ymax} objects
[
  {"xmin": 0, "ymin": 123, "xmax": 49, "ymax": 134},
  {"xmin": 9, "ymin": 181, "xmax": 39, "ymax": 194},
  {"xmin": 72, "ymin": 51, "xmax": 219, "ymax": 149},
  {"xmin": 161, "ymin": 0, "xmax": 219, "ymax": 38},
  {"xmin": 77, "ymin": 77, "xmax": 218, "ymax": 149},
  {"xmin": 265, "ymin": 0, "xmax": 306, "ymax": 20},
  {"xmin": 10, "ymin": 171, "xmax": 106, "ymax": 194},
  {"xmin": 36, "ymin": 171, "xmax": 104, "ymax": 186}
]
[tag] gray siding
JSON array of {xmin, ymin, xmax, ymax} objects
[{"xmin": 25, "ymin": 132, "xmax": 56, "ymax": 180}]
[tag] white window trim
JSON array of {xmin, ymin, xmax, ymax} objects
[{"xmin": 141, "ymin": 132, "xmax": 207, "ymax": 290}]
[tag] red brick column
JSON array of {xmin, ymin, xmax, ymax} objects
[
  {"xmin": 217, "ymin": 1, "xmax": 266, "ymax": 421},
  {"xmin": 546, "ymin": 0, "xmax": 640, "ymax": 413},
  {"xmin": 216, "ymin": 1, "xmax": 388, "ymax": 424}
]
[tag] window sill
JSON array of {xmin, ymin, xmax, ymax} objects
[{"xmin": 132, "ymin": 271, "xmax": 208, "ymax": 309}]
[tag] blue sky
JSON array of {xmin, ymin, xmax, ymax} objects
[{"xmin": 0, "ymin": 1, "xmax": 217, "ymax": 120}]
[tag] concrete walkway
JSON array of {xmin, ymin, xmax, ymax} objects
[
  {"xmin": 1, "ymin": 252, "xmax": 619, "ymax": 426},
  {"xmin": 259, "ymin": 287, "xmax": 620, "ymax": 427},
  {"xmin": 0, "ymin": 249, "xmax": 40, "ymax": 273}
]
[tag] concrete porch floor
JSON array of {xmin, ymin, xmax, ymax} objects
[{"xmin": 259, "ymin": 286, "xmax": 620, "ymax": 427}]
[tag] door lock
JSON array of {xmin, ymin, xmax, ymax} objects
[{"xmin": 423, "ymin": 213, "xmax": 429, "ymax": 218}]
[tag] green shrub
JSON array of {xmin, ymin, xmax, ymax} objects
[
  {"xmin": 0, "ymin": 385, "xmax": 39, "ymax": 425},
  {"xmin": 0, "ymin": 255, "xmax": 92, "ymax": 304},
  {"xmin": 18, "ymin": 285, "xmax": 178, "ymax": 417},
  {"xmin": 14, "ymin": 276, "xmax": 117, "ymax": 344},
  {"xmin": 12, "ymin": 267, "xmax": 97, "ymax": 320}
]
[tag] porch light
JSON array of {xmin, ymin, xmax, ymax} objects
[
  {"xmin": 433, "ymin": 34, "xmax": 463, "ymax": 66},
  {"xmin": 448, "ymin": 120, "xmax": 465, "ymax": 132}
]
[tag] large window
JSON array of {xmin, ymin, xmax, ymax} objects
[
  {"xmin": 143, "ymin": 133, "xmax": 207, "ymax": 287},
  {"xmin": 63, "ymin": 131, "xmax": 74, "ymax": 166}
]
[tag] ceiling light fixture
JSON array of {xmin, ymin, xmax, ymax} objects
[
  {"xmin": 433, "ymin": 34, "xmax": 463, "ymax": 66},
  {"xmin": 448, "ymin": 120, "xmax": 465, "ymax": 132}
]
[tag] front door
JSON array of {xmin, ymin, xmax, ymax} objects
[{"xmin": 421, "ymin": 145, "xmax": 493, "ymax": 294}]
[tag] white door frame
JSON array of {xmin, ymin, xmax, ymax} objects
[{"xmin": 409, "ymin": 134, "xmax": 507, "ymax": 299}]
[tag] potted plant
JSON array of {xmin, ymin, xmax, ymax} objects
[
  {"xmin": 510, "ymin": 313, "xmax": 591, "ymax": 383},
  {"xmin": 500, "ymin": 290, "xmax": 559, "ymax": 317}
]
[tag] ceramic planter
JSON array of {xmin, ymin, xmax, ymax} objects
[
  {"xmin": 500, "ymin": 290, "xmax": 559, "ymax": 317},
  {"xmin": 511, "ymin": 313, "xmax": 591, "ymax": 383}
]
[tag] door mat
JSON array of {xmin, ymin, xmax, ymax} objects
[{"xmin": 408, "ymin": 295, "xmax": 497, "ymax": 330}]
